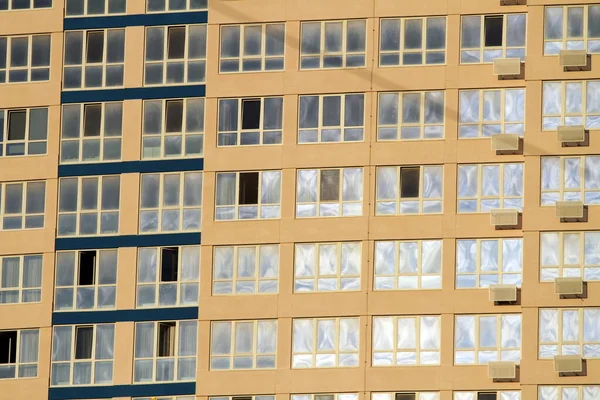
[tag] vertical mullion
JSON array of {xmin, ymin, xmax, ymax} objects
[
  {"xmin": 237, "ymin": 98, "xmax": 242, "ymax": 145},
  {"xmin": 399, "ymin": 19, "xmax": 404, "ymax": 66},
  {"xmin": 502, "ymin": 15, "xmax": 508, "ymax": 57},
  {"xmin": 478, "ymin": 90, "xmax": 484, "ymax": 136},
  {"xmin": 420, "ymin": 91, "xmax": 426, "ymax": 139},
  {"xmin": 261, "ymin": 24, "xmax": 266, "ymax": 70}
]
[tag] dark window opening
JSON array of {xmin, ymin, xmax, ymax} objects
[
  {"xmin": 83, "ymin": 104, "xmax": 102, "ymax": 137},
  {"xmin": 241, "ymin": 99, "xmax": 261, "ymax": 130},
  {"xmin": 478, "ymin": 393, "xmax": 497, "ymax": 400},
  {"xmin": 320, "ymin": 169, "xmax": 340, "ymax": 201},
  {"xmin": 484, "ymin": 16, "xmax": 503, "ymax": 47},
  {"xmin": 238, "ymin": 172, "xmax": 259, "ymax": 205},
  {"xmin": 78, "ymin": 251, "xmax": 96, "ymax": 286},
  {"xmin": 167, "ymin": 27, "xmax": 186, "ymax": 59},
  {"xmin": 75, "ymin": 326, "xmax": 93, "ymax": 360},
  {"xmin": 395, "ymin": 394, "xmax": 416, "ymax": 400},
  {"xmin": 400, "ymin": 167, "xmax": 420, "ymax": 198},
  {"xmin": 0, "ymin": 331, "xmax": 17, "ymax": 364},
  {"xmin": 315, "ymin": 396, "xmax": 335, "ymax": 400},
  {"xmin": 86, "ymin": 31, "xmax": 105, "ymax": 63},
  {"xmin": 165, "ymin": 100, "xmax": 184, "ymax": 133},
  {"xmin": 160, "ymin": 247, "xmax": 179, "ymax": 282},
  {"xmin": 157, "ymin": 322, "xmax": 176, "ymax": 357},
  {"xmin": 7, "ymin": 110, "xmax": 26, "ymax": 141},
  {"xmin": 233, "ymin": 397, "xmax": 252, "ymax": 400}
]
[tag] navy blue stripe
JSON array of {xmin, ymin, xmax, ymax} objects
[
  {"xmin": 58, "ymin": 158, "xmax": 204, "ymax": 177},
  {"xmin": 49, "ymin": 382, "xmax": 195, "ymax": 399},
  {"xmin": 64, "ymin": 11, "xmax": 208, "ymax": 30},
  {"xmin": 55, "ymin": 232, "xmax": 201, "ymax": 250},
  {"xmin": 52, "ymin": 307, "xmax": 199, "ymax": 325},
  {"xmin": 61, "ymin": 85, "xmax": 206, "ymax": 103}
]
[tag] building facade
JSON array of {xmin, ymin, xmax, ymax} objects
[{"xmin": 0, "ymin": 0, "xmax": 598, "ymax": 399}]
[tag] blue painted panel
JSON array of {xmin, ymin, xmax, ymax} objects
[
  {"xmin": 48, "ymin": 382, "xmax": 196, "ymax": 400},
  {"xmin": 61, "ymin": 85, "xmax": 206, "ymax": 103},
  {"xmin": 58, "ymin": 158, "xmax": 204, "ymax": 177},
  {"xmin": 52, "ymin": 306, "xmax": 199, "ymax": 325},
  {"xmin": 55, "ymin": 232, "xmax": 201, "ymax": 250},
  {"xmin": 63, "ymin": 11, "xmax": 208, "ymax": 30}
]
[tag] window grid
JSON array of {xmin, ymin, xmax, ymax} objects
[
  {"xmin": 457, "ymin": 163, "xmax": 523, "ymax": 213},
  {"xmin": 539, "ymin": 386, "xmax": 600, "ymax": 400},
  {"xmin": 0, "ymin": 108, "xmax": 48, "ymax": 157},
  {"xmin": 300, "ymin": 20, "xmax": 366, "ymax": 70},
  {"xmin": 544, "ymin": 6, "xmax": 600, "ymax": 55},
  {"xmin": 0, "ymin": 181, "xmax": 45, "ymax": 230},
  {"xmin": 215, "ymin": 171, "xmax": 281, "ymax": 221},
  {"xmin": 65, "ymin": 0, "xmax": 126, "ymax": 17},
  {"xmin": 0, "ymin": 35, "xmax": 51, "ymax": 83},
  {"xmin": 377, "ymin": 91, "xmax": 445, "ymax": 141},
  {"xmin": 211, "ymin": 396, "xmax": 273, "ymax": 400},
  {"xmin": 459, "ymin": 88, "xmax": 525, "ymax": 138},
  {"xmin": 454, "ymin": 392, "xmax": 521, "ymax": 400},
  {"xmin": 539, "ymin": 308, "xmax": 600, "ymax": 359},
  {"xmin": 293, "ymin": 394, "xmax": 357, "ymax": 400},
  {"xmin": 146, "ymin": 0, "xmax": 207, "ymax": 12},
  {"xmin": 219, "ymin": 23, "xmax": 285, "ymax": 73},
  {"xmin": 294, "ymin": 242, "xmax": 361, "ymax": 293},
  {"xmin": 0, "ymin": 255, "xmax": 42, "ymax": 304},
  {"xmin": 0, "ymin": 0, "xmax": 52, "ymax": 11},
  {"xmin": 373, "ymin": 240, "xmax": 442, "ymax": 291},
  {"xmin": 0, "ymin": 329, "xmax": 39, "ymax": 380},
  {"xmin": 540, "ymin": 231, "xmax": 600, "ymax": 281},
  {"xmin": 540, "ymin": 156, "xmax": 600, "ymax": 205},
  {"xmin": 212, "ymin": 245, "xmax": 279, "ymax": 295},
  {"xmin": 217, "ymin": 97, "xmax": 283, "ymax": 147},
  {"xmin": 379, "ymin": 17, "xmax": 447, "ymax": 67},
  {"xmin": 372, "ymin": 316, "xmax": 441, "ymax": 366},
  {"xmin": 373, "ymin": 393, "xmax": 440, "ymax": 400},
  {"xmin": 136, "ymin": 397, "xmax": 195, "ymax": 400},
  {"xmin": 460, "ymin": 14, "xmax": 526, "ymax": 64},
  {"xmin": 541, "ymin": 81, "xmax": 600, "ymax": 130}
]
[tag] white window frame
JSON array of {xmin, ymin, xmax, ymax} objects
[
  {"xmin": 0, "ymin": 34, "xmax": 51, "ymax": 84},
  {"xmin": 0, "ymin": 0, "xmax": 52, "ymax": 11},
  {"xmin": 539, "ymin": 386, "xmax": 600, "ymax": 400},
  {"xmin": 0, "ymin": 107, "xmax": 48, "ymax": 157},
  {"xmin": 540, "ymin": 231, "xmax": 600, "ymax": 281},
  {"xmin": 541, "ymin": 156, "xmax": 600, "ymax": 206},
  {"xmin": 65, "ymin": 0, "xmax": 126, "ymax": 17},
  {"xmin": 373, "ymin": 393, "xmax": 439, "ymax": 400},
  {"xmin": 539, "ymin": 308, "xmax": 600, "ymax": 359},
  {"xmin": 542, "ymin": 80, "xmax": 600, "ymax": 131},
  {"xmin": 293, "ymin": 395, "xmax": 357, "ymax": 400},
  {"xmin": 544, "ymin": 5, "xmax": 600, "ymax": 55},
  {"xmin": 211, "ymin": 396, "xmax": 274, "ymax": 400},
  {"xmin": 0, "ymin": 181, "xmax": 45, "ymax": 230},
  {"xmin": 454, "ymin": 392, "xmax": 521, "ymax": 400},
  {"xmin": 0, "ymin": 329, "xmax": 39, "ymax": 380},
  {"xmin": 146, "ymin": 0, "xmax": 207, "ymax": 12},
  {"xmin": 0, "ymin": 254, "xmax": 42, "ymax": 304},
  {"xmin": 219, "ymin": 23, "xmax": 285, "ymax": 73}
]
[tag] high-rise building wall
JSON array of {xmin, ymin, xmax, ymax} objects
[{"xmin": 0, "ymin": 1, "xmax": 599, "ymax": 400}]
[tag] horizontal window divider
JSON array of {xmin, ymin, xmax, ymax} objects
[
  {"xmin": 58, "ymin": 158, "xmax": 204, "ymax": 177},
  {"xmin": 63, "ymin": 11, "xmax": 208, "ymax": 30},
  {"xmin": 48, "ymin": 381, "xmax": 196, "ymax": 400},
  {"xmin": 52, "ymin": 306, "xmax": 199, "ymax": 325},
  {"xmin": 55, "ymin": 232, "xmax": 201, "ymax": 250},
  {"xmin": 61, "ymin": 85, "xmax": 206, "ymax": 103}
]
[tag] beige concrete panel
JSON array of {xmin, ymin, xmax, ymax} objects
[
  {"xmin": 122, "ymin": 100, "xmax": 142, "ymax": 162},
  {"xmin": 116, "ymin": 247, "xmax": 137, "ymax": 310},
  {"xmin": 0, "ymin": 227, "xmax": 55, "ymax": 256},
  {"xmin": 202, "ymin": 220, "xmax": 282, "ymax": 245},
  {"xmin": 370, "ymin": 141, "xmax": 450, "ymax": 166},
  {"xmin": 454, "ymin": 214, "xmax": 524, "ymax": 238},
  {"xmin": 113, "ymin": 322, "xmax": 134, "ymax": 385},
  {"xmin": 450, "ymin": 366, "xmax": 521, "ymax": 390},
  {"xmin": 283, "ymin": 143, "xmax": 371, "ymax": 170},
  {"xmin": 280, "ymin": 217, "xmax": 370, "ymax": 243},
  {"xmin": 197, "ymin": 370, "xmax": 279, "ymax": 396},
  {"xmin": 368, "ymin": 291, "xmax": 450, "ymax": 315},
  {"xmin": 526, "ymin": 131, "xmax": 600, "ymax": 156},
  {"xmin": 521, "ymin": 359, "xmax": 600, "ymax": 385},
  {"xmin": 127, "ymin": 0, "xmax": 146, "ymax": 14},
  {"xmin": 456, "ymin": 0, "xmax": 528, "ymax": 15},
  {"xmin": 209, "ymin": 0, "xmax": 287, "ymax": 25},
  {"xmin": 209, "ymin": 146, "xmax": 285, "ymax": 172},
  {"xmin": 372, "ymin": 66, "xmax": 450, "ymax": 93},
  {"xmin": 124, "ymin": 26, "xmax": 145, "ymax": 89},
  {"xmin": 279, "ymin": 292, "xmax": 368, "ymax": 318},
  {"xmin": 119, "ymin": 173, "xmax": 140, "ymax": 235},
  {"xmin": 0, "ymin": 6, "xmax": 63, "ymax": 36},
  {"xmin": 523, "ymin": 156, "xmax": 541, "ymax": 212},
  {"xmin": 456, "ymin": 140, "xmax": 525, "ymax": 164},
  {"xmin": 452, "ymin": 289, "xmax": 522, "ymax": 314},
  {"xmin": 375, "ymin": 0, "xmax": 450, "ymax": 18},
  {"xmin": 522, "ymin": 281, "xmax": 600, "ymax": 308},
  {"xmin": 282, "ymin": 369, "xmax": 367, "ymax": 393},
  {"xmin": 368, "ymin": 215, "xmax": 447, "ymax": 241},
  {"xmin": 529, "ymin": 0, "xmax": 600, "ymax": 4},
  {"xmin": 365, "ymin": 367, "xmax": 442, "ymax": 392},
  {"xmin": 286, "ymin": 0, "xmax": 375, "ymax": 21},
  {"xmin": 526, "ymin": 54, "xmax": 600, "ymax": 81},
  {"xmin": 524, "ymin": 205, "xmax": 600, "ymax": 232},
  {"xmin": 201, "ymin": 295, "xmax": 279, "ymax": 321},
  {"xmin": 447, "ymin": 65, "xmax": 526, "ymax": 90}
]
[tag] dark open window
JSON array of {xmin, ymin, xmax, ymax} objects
[
  {"xmin": 7, "ymin": 110, "xmax": 26, "ymax": 141},
  {"xmin": 241, "ymin": 99, "xmax": 261, "ymax": 130},
  {"xmin": 78, "ymin": 251, "xmax": 96, "ymax": 286},
  {"xmin": 238, "ymin": 172, "xmax": 259, "ymax": 205},
  {"xmin": 157, "ymin": 322, "xmax": 176, "ymax": 357},
  {"xmin": 83, "ymin": 104, "xmax": 102, "ymax": 137},
  {"xmin": 400, "ymin": 167, "xmax": 420, "ymax": 198},
  {"xmin": 0, "ymin": 331, "xmax": 17, "ymax": 364},
  {"xmin": 395, "ymin": 394, "xmax": 416, "ymax": 400},
  {"xmin": 86, "ymin": 31, "xmax": 105, "ymax": 63},
  {"xmin": 320, "ymin": 169, "xmax": 340, "ymax": 201},
  {"xmin": 478, "ymin": 393, "xmax": 497, "ymax": 400},
  {"xmin": 160, "ymin": 247, "xmax": 179, "ymax": 282},
  {"xmin": 165, "ymin": 100, "xmax": 184, "ymax": 133},
  {"xmin": 484, "ymin": 16, "xmax": 503, "ymax": 47},
  {"xmin": 75, "ymin": 326, "xmax": 93, "ymax": 360},
  {"xmin": 315, "ymin": 396, "xmax": 335, "ymax": 400},
  {"xmin": 167, "ymin": 27, "xmax": 186, "ymax": 59}
]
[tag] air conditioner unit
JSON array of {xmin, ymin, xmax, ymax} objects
[
  {"xmin": 493, "ymin": 58, "xmax": 521, "ymax": 77},
  {"xmin": 557, "ymin": 125, "xmax": 585, "ymax": 144},
  {"xmin": 554, "ymin": 277, "xmax": 584, "ymax": 296},
  {"xmin": 490, "ymin": 209, "xmax": 518, "ymax": 227},
  {"xmin": 554, "ymin": 355, "xmax": 583, "ymax": 374},
  {"xmin": 556, "ymin": 201, "xmax": 584, "ymax": 219},
  {"xmin": 488, "ymin": 361, "xmax": 517, "ymax": 379},
  {"xmin": 500, "ymin": 0, "xmax": 524, "ymax": 4},
  {"xmin": 559, "ymin": 50, "xmax": 587, "ymax": 69},
  {"xmin": 489, "ymin": 284, "xmax": 517, "ymax": 303},
  {"xmin": 491, "ymin": 134, "xmax": 520, "ymax": 152}
]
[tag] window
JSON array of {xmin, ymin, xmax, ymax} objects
[
  {"xmin": 539, "ymin": 386, "xmax": 600, "ymax": 400},
  {"xmin": 373, "ymin": 393, "xmax": 439, "ymax": 400},
  {"xmin": 374, "ymin": 240, "xmax": 442, "ymax": 290},
  {"xmin": 373, "ymin": 315, "xmax": 441, "ymax": 366},
  {"xmin": 298, "ymin": 94, "xmax": 364, "ymax": 143},
  {"xmin": 137, "ymin": 246, "xmax": 200, "ymax": 307},
  {"xmin": 213, "ymin": 245, "xmax": 279, "ymax": 295},
  {"xmin": 379, "ymin": 17, "xmax": 446, "ymax": 66},
  {"xmin": 63, "ymin": 29, "xmax": 125, "ymax": 89},
  {"xmin": 54, "ymin": 250, "xmax": 117, "ymax": 311},
  {"xmin": 0, "ymin": 255, "xmax": 42, "ymax": 304},
  {"xmin": 544, "ymin": 6, "xmax": 600, "ymax": 55},
  {"xmin": 58, "ymin": 176, "xmax": 120, "ymax": 236},
  {"xmin": 0, "ymin": 34, "xmax": 50, "ymax": 83},
  {"xmin": 218, "ymin": 97, "xmax": 283, "ymax": 146},
  {"xmin": 139, "ymin": 172, "xmax": 202, "ymax": 233},
  {"xmin": 300, "ymin": 20, "xmax": 366, "ymax": 69},
  {"xmin": 542, "ymin": 81, "xmax": 600, "ymax": 130},
  {"xmin": 142, "ymin": 98, "xmax": 204, "ymax": 159},
  {"xmin": 61, "ymin": 102, "xmax": 122, "ymax": 163},
  {"xmin": 292, "ymin": 317, "xmax": 359, "ymax": 368},
  {"xmin": 294, "ymin": 242, "xmax": 361, "ymax": 292},
  {"xmin": 134, "ymin": 320, "xmax": 197, "ymax": 382},
  {"xmin": 220, "ymin": 23, "xmax": 285, "ymax": 73},
  {"xmin": 456, "ymin": 238, "xmax": 523, "ymax": 288},
  {"xmin": 0, "ymin": 181, "xmax": 45, "ymax": 230},
  {"xmin": 145, "ymin": 25, "xmax": 206, "ymax": 85},
  {"xmin": 215, "ymin": 170, "xmax": 281, "ymax": 220},
  {"xmin": 147, "ymin": 0, "xmax": 207, "ymax": 12},
  {"xmin": 457, "ymin": 163, "xmax": 523, "ymax": 213},
  {"xmin": 65, "ymin": 0, "xmax": 126, "ymax": 16},
  {"xmin": 293, "ymin": 395, "xmax": 358, "ymax": 400},
  {"xmin": 454, "ymin": 393, "xmax": 521, "ymax": 400},
  {"xmin": 454, "ymin": 314, "xmax": 521, "ymax": 364},
  {"xmin": 378, "ymin": 91, "xmax": 444, "ymax": 141},
  {"xmin": 210, "ymin": 320, "xmax": 277, "ymax": 370},
  {"xmin": 0, "ymin": 329, "xmax": 39, "ymax": 379},
  {"xmin": 541, "ymin": 232, "xmax": 600, "ymax": 281},
  {"xmin": 212, "ymin": 396, "xmax": 274, "ymax": 400},
  {"xmin": 0, "ymin": 0, "xmax": 51, "ymax": 10},
  {"xmin": 51, "ymin": 324, "xmax": 115, "ymax": 386},
  {"xmin": 136, "ymin": 397, "xmax": 195, "ymax": 400},
  {"xmin": 541, "ymin": 156, "xmax": 600, "ymax": 205},
  {"xmin": 539, "ymin": 308, "xmax": 600, "ymax": 358},
  {"xmin": 460, "ymin": 14, "xmax": 526, "ymax": 64},
  {"xmin": 459, "ymin": 89, "xmax": 525, "ymax": 138},
  {"xmin": 376, "ymin": 165, "xmax": 443, "ymax": 215},
  {"xmin": 0, "ymin": 108, "xmax": 48, "ymax": 157},
  {"xmin": 296, "ymin": 168, "xmax": 363, "ymax": 218}
]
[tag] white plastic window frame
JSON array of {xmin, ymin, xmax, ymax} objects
[
  {"xmin": 540, "ymin": 156, "xmax": 600, "ymax": 206},
  {"xmin": 0, "ymin": 329, "xmax": 39, "ymax": 380},
  {"xmin": 0, "ymin": 107, "xmax": 48, "ymax": 157},
  {"xmin": 219, "ymin": 23, "xmax": 285, "ymax": 73},
  {"xmin": 542, "ymin": 80, "xmax": 600, "ymax": 131},
  {"xmin": 0, "ymin": 0, "xmax": 52, "ymax": 11},
  {"xmin": 211, "ymin": 395, "xmax": 274, "ymax": 400},
  {"xmin": 539, "ymin": 308, "xmax": 600, "ymax": 359},
  {"xmin": 0, "ymin": 254, "xmax": 42, "ymax": 305},
  {"xmin": 136, "ymin": 397, "xmax": 196, "ymax": 400},
  {"xmin": 293, "ymin": 394, "xmax": 358, "ymax": 400},
  {"xmin": 544, "ymin": 5, "xmax": 600, "ymax": 55},
  {"xmin": 538, "ymin": 386, "xmax": 600, "ymax": 400},
  {"xmin": 0, "ymin": 180, "xmax": 45, "ymax": 230},
  {"xmin": 146, "ymin": 0, "xmax": 206, "ymax": 12},
  {"xmin": 373, "ymin": 393, "xmax": 440, "ymax": 400},
  {"xmin": 540, "ymin": 231, "xmax": 600, "ymax": 281},
  {"xmin": 0, "ymin": 34, "xmax": 51, "ymax": 83},
  {"xmin": 65, "ymin": 0, "xmax": 126, "ymax": 17},
  {"xmin": 454, "ymin": 392, "xmax": 521, "ymax": 400}
]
